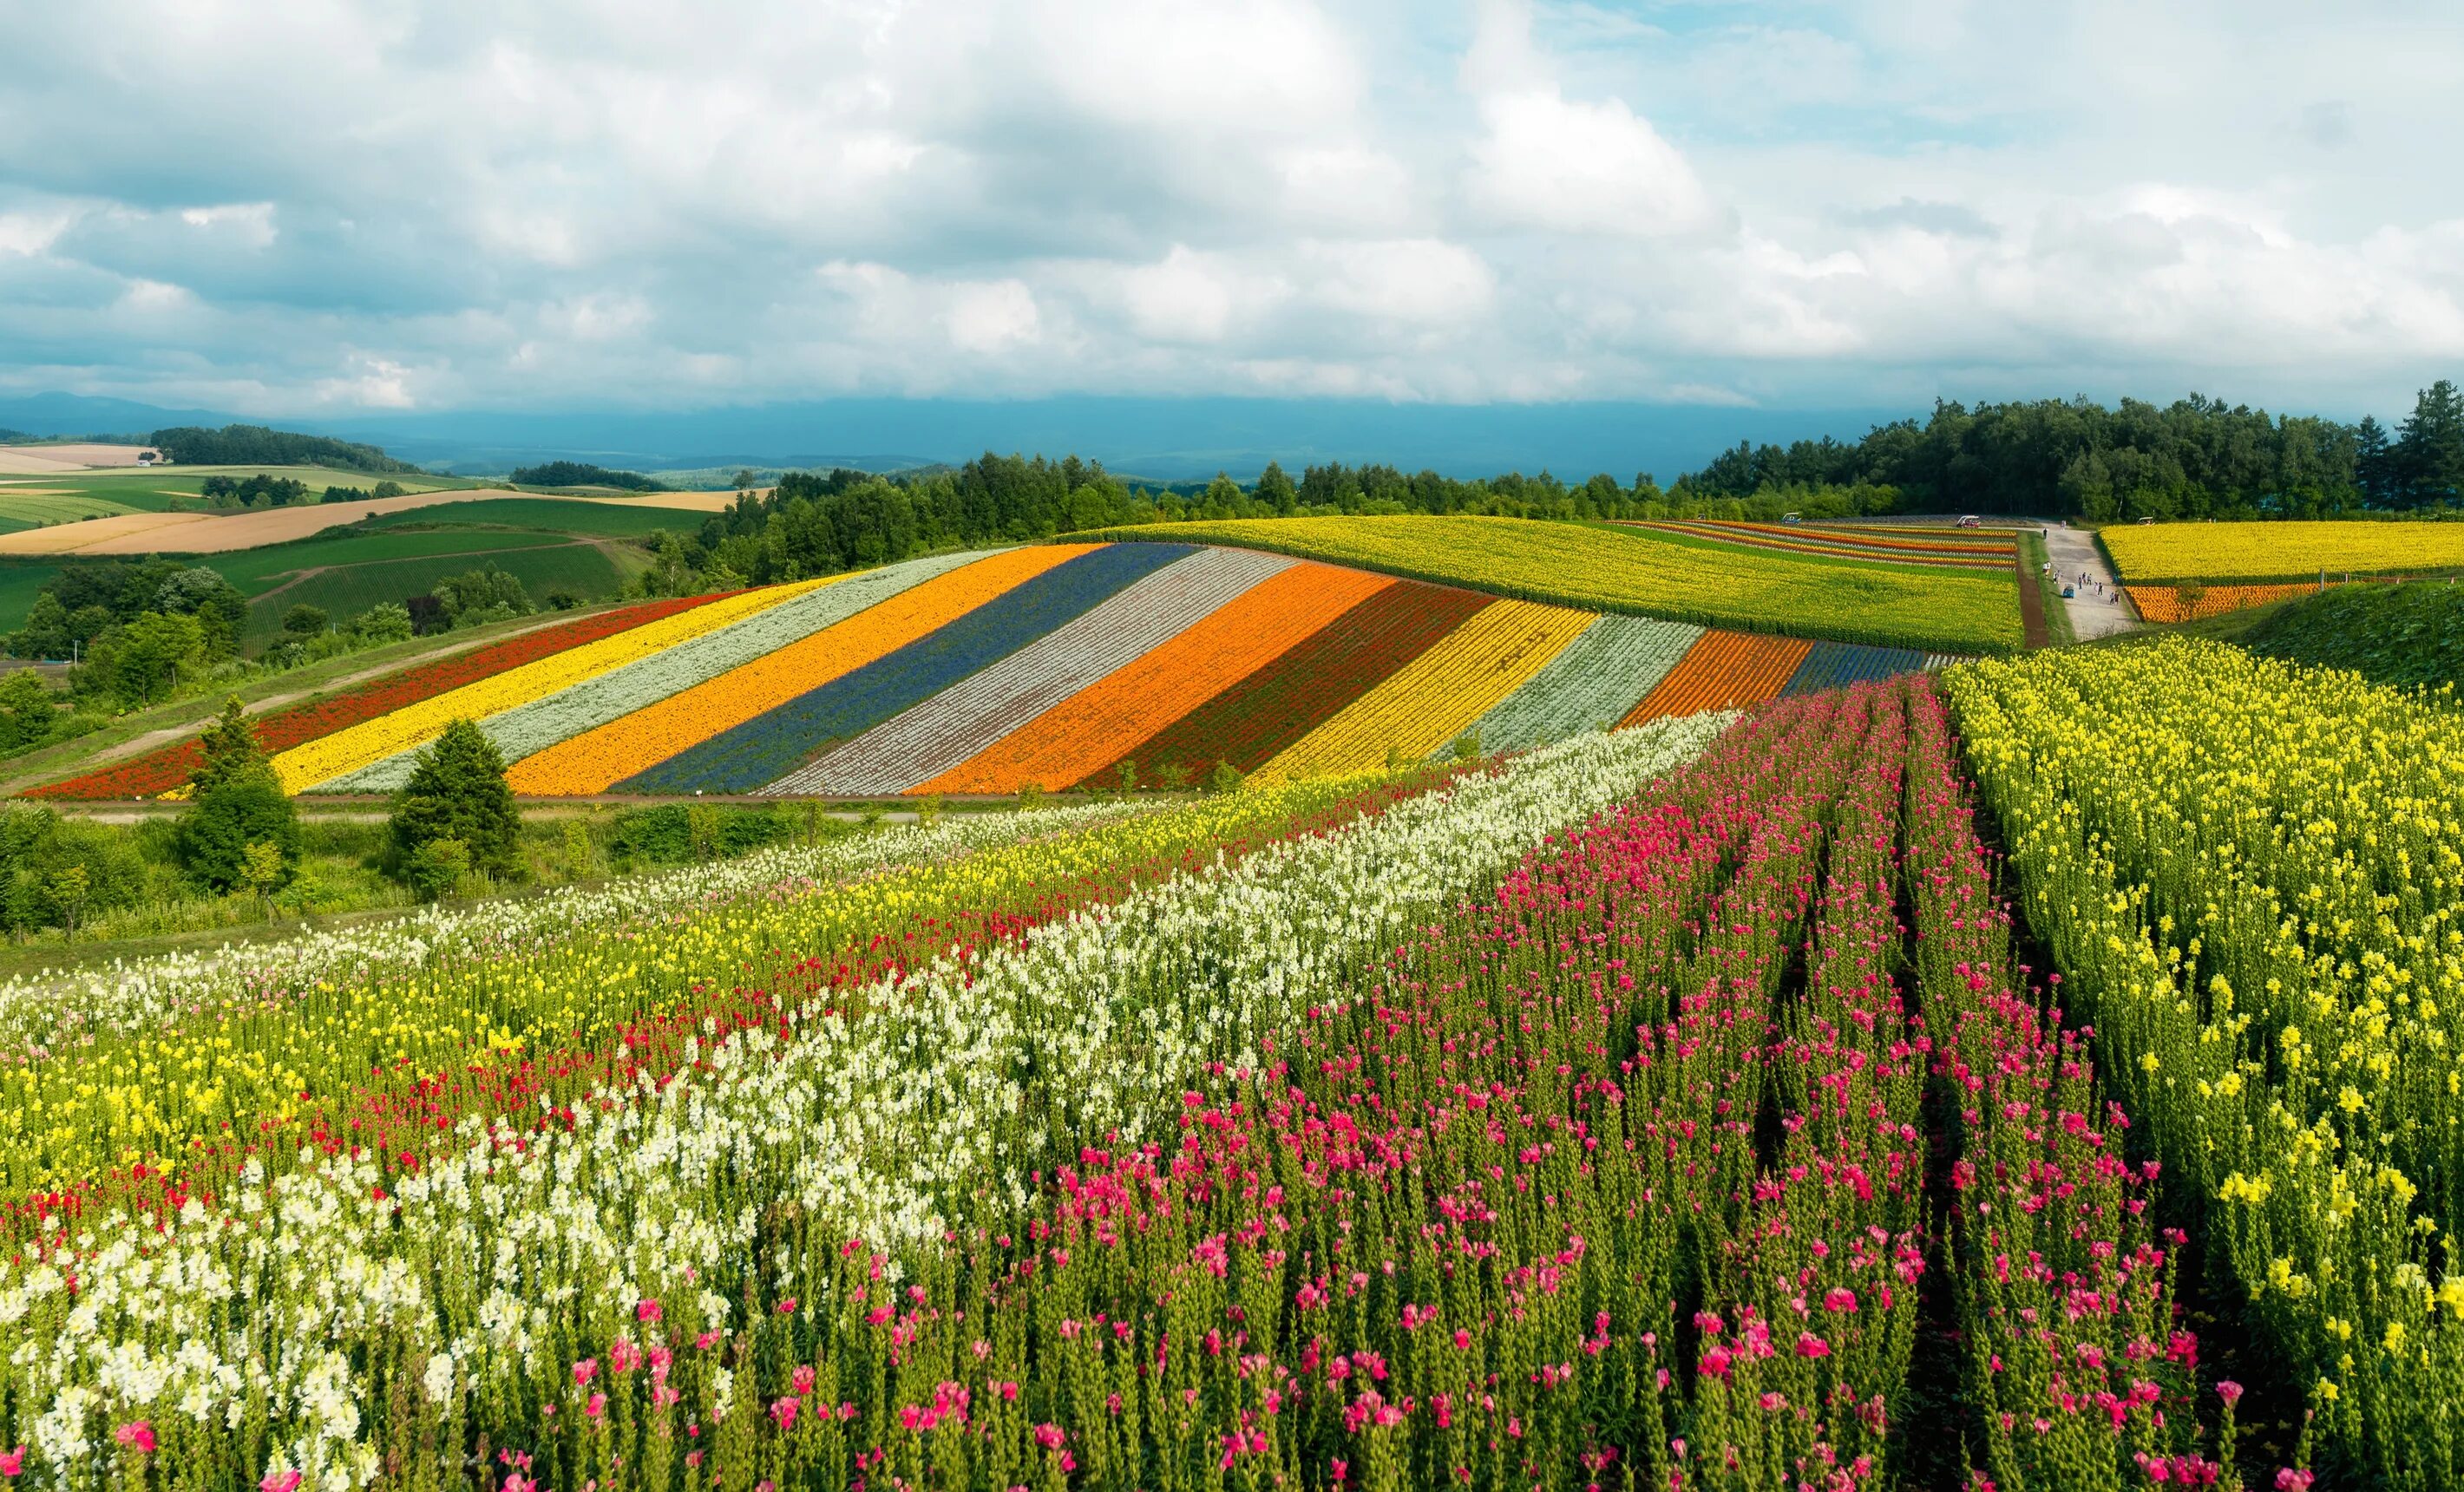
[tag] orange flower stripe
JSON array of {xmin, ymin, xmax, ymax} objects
[
  {"xmin": 912, "ymin": 561, "xmax": 1393, "ymax": 795},
  {"xmin": 506, "ymin": 546, "xmax": 1102, "ymax": 795},
  {"xmin": 2122, "ymin": 582, "xmax": 2348, "ymax": 624},
  {"xmin": 1620, "ymin": 631, "xmax": 1815, "ymax": 724},
  {"xmin": 1254, "ymin": 598, "xmax": 1595, "ymax": 782}
]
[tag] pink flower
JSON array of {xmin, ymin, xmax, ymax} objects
[
  {"xmin": 259, "ymin": 1473, "xmax": 302, "ymax": 1492},
  {"xmin": 1701, "ymin": 1346, "xmax": 1733, "ymax": 1378},
  {"xmin": 637, "ymin": 1299, "xmax": 662, "ymax": 1323},
  {"xmin": 770, "ymin": 1397, "xmax": 800, "ymax": 1432},
  {"xmin": 573, "ymin": 1358, "xmax": 599, "ymax": 1387},
  {"xmin": 2274, "ymin": 1473, "xmax": 2313, "ymax": 1492},
  {"xmin": 1794, "ymin": 1332, "xmax": 1832, "ymax": 1359},
  {"xmin": 2217, "ymin": 1381, "xmax": 2244, "ymax": 1406},
  {"xmin": 1034, "ymin": 1423, "xmax": 1068, "ymax": 1451},
  {"xmin": 792, "ymin": 1364, "xmax": 816, "ymax": 1396},
  {"xmin": 1823, "ymin": 1288, "xmax": 1858, "ymax": 1314},
  {"xmin": 0, "ymin": 1447, "xmax": 22, "ymax": 1478},
  {"xmin": 776, "ymin": 1299, "xmax": 798, "ymax": 1315},
  {"xmin": 587, "ymin": 1393, "xmax": 606, "ymax": 1420},
  {"xmin": 114, "ymin": 1423, "xmax": 155, "ymax": 1455}
]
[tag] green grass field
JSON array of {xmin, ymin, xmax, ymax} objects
[
  {"xmin": 208, "ymin": 529, "xmax": 580, "ymax": 593},
  {"xmin": 357, "ymin": 497, "xmax": 704, "ymax": 538},
  {"xmin": 0, "ymin": 563, "xmax": 65, "ymax": 633},
  {"xmin": 3, "ymin": 466, "xmax": 464, "ymax": 514},
  {"xmin": 0, "ymin": 491, "xmax": 145, "ymax": 532},
  {"xmin": 1073, "ymin": 514, "xmax": 2026, "ymax": 654},
  {"xmin": 235, "ymin": 540, "xmax": 644, "ymax": 642}
]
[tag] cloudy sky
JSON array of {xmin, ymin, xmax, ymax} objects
[{"xmin": 3, "ymin": 0, "xmax": 2460, "ymax": 425}]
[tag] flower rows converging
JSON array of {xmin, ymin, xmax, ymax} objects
[
  {"xmin": 31, "ymin": 540, "xmax": 1953, "ymax": 802},
  {"xmin": 0, "ymin": 718, "xmax": 1726, "ymax": 1485},
  {"xmin": 1944, "ymin": 637, "xmax": 2464, "ymax": 1490},
  {"xmin": 0, "ymin": 682, "xmax": 2285, "ymax": 1489},
  {"xmin": 1622, "ymin": 520, "xmax": 2019, "ymax": 571}
]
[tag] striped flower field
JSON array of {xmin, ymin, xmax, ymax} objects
[{"xmin": 27, "ymin": 539, "xmax": 1960, "ymax": 801}]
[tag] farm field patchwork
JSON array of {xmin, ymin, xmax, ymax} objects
[
  {"xmin": 1076, "ymin": 514, "xmax": 2026, "ymax": 652},
  {"xmin": 24, "ymin": 539, "xmax": 1956, "ymax": 802},
  {"xmin": 2101, "ymin": 518, "xmax": 2464, "ymax": 584}
]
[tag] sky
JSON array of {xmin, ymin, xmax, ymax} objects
[{"xmin": 2, "ymin": 0, "xmax": 2461, "ymax": 436}]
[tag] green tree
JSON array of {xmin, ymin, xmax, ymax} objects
[
  {"xmin": 401, "ymin": 837, "xmax": 470, "ymax": 901},
  {"xmin": 2395, "ymin": 378, "xmax": 2464, "ymax": 508},
  {"xmin": 109, "ymin": 612, "xmax": 206, "ymax": 706},
  {"xmin": 175, "ymin": 698, "xmax": 298, "ymax": 892},
  {"xmin": 44, "ymin": 863, "xmax": 88, "ymax": 939},
  {"xmin": 1255, "ymin": 461, "xmax": 1299, "ymax": 515},
  {"xmin": 389, "ymin": 719, "xmax": 521, "ymax": 880},
  {"xmin": 0, "ymin": 671, "xmax": 57, "ymax": 751},
  {"xmin": 733, "ymin": 469, "xmax": 758, "ymax": 491},
  {"xmin": 239, "ymin": 839, "xmax": 287, "ymax": 914},
  {"xmin": 281, "ymin": 604, "xmax": 330, "ymax": 637},
  {"xmin": 351, "ymin": 602, "xmax": 415, "ymax": 644}
]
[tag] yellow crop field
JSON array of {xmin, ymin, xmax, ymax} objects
[
  {"xmin": 2101, "ymin": 520, "xmax": 2464, "ymax": 583},
  {"xmin": 1253, "ymin": 597, "xmax": 1592, "ymax": 782},
  {"xmin": 1072, "ymin": 515, "xmax": 2023, "ymax": 654}
]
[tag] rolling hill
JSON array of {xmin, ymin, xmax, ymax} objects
[{"xmin": 26, "ymin": 533, "xmax": 1963, "ymax": 801}]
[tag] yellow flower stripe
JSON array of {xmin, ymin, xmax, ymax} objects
[
  {"xmin": 269, "ymin": 579, "xmax": 832, "ymax": 791},
  {"xmin": 1253, "ymin": 598, "xmax": 1593, "ymax": 782},
  {"xmin": 2100, "ymin": 520, "xmax": 2464, "ymax": 584}
]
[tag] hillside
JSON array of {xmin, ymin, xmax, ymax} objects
[
  {"xmin": 2238, "ymin": 579, "xmax": 2464, "ymax": 692},
  {"xmin": 1073, "ymin": 514, "xmax": 2024, "ymax": 654},
  {"xmin": 25, "ymin": 537, "xmax": 1958, "ymax": 801}
]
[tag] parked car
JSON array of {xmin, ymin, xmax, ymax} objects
[{"xmin": 1956, "ymin": 514, "xmax": 1981, "ymax": 528}]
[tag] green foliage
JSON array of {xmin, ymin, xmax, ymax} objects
[
  {"xmin": 352, "ymin": 602, "xmax": 415, "ymax": 644},
  {"xmin": 2241, "ymin": 579, "xmax": 2464, "ymax": 693},
  {"xmin": 400, "ymin": 837, "xmax": 470, "ymax": 901},
  {"xmin": 200, "ymin": 473, "xmax": 311, "ymax": 507},
  {"xmin": 0, "ymin": 804, "xmax": 146, "ymax": 932},
  {"xmin": 176, "ymin": 698, "xmax": 300, "ymax": 892},
  {"xmin": 508, "ymin": 461, "xmax": 667, "ymax": 491},
  {"xmin": 149, "ymin": 423, "xmax": 418, "ymax": 474},
  {"xmin": 389, "ymin": 720, "xmax": 521, "ymax": 880},
  {"xmin": 280, "ymin": 604, "xmax": 329, "ymax": 636},
  {"xmin": 8, "ymin": 559, "xmax": 243, "ymax": 661},
  {"xmin": 428, "ymin": 566, "xmax": 534, "ymax": 630},
  {"xmin": 603, "ymin": 802, "xmax": 810, "ymax": 868},
  {"xmin": 1209, "ymin": 759, "xmax": 1243, "ymax": 794},
  {"xmin": 0, "ymin": 671, "xmax": 60, "ymax": 752}
]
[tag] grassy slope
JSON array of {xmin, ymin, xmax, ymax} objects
[
  {"xmin": 1073, "ymin": 515, "xmax": 2025, "ymax": 654},
  {"xmin": 0, "ymin": 563, "xmax": 63, "ymax": 631},
  {"xmin": 357, "ymin": 498, "xmax": 704, "ymax": 538},
  {"xmin": 234, "ymin": 540, "xmax": 642, "ymax": 642},
  {"xmin": 3, "ymin": 466, "xmax": 465, "ymax": 514},
  {"xmin": 2237, "ymin": 579, "xmax": 2464, "ymax": 692}
]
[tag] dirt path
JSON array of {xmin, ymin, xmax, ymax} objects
[{"xmin": 2041, "ymin": 525, "xmax": 2137, "ymax": 640}]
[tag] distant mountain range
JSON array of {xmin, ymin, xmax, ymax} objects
[{"xmin": 0, "ymin": 391, "xmax": 1896, "ymax": 484}]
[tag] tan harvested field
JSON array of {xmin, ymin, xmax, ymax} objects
[
  {"xmin": 579, "ymin": 488, "xmax": 751, "ymax": 513},
  {"xmin": 0, "ymin": 487, "xmax": 504, "ymax": 554},
  {"xmin": 0, "ymin": 442, "xmax": 158, "ymax": 471}
]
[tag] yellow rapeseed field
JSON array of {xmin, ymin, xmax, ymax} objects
[{"xmin": 2101, "ymin": 520, "xmax": 2464, "ymax": 583}]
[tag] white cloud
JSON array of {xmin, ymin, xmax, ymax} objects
[{"xmin": 0, "ymin": 0, "xmax": 2459, "ymax": 418}]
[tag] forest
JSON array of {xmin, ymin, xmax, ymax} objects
[{"xmin": 147, "ymin": 423, "xmax": 421, "ymax": 474}]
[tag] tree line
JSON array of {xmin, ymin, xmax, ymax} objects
[
  {"xmin": 149, "ymin": 423, "xmax": 422, "ymax": 474},
  {"xmin": 1674, "ymin": 381, "xmax": 2464, "ymax": 520}
]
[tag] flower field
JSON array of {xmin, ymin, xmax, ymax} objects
[
  {"xmin": 2100, "ymin": 520, "xmax": 2464, "ymax": 585},
  {"xmin": 0, "ymin": 672, "xmax": 2300, "ymax": 1489},
  {"xmin": 1944, "ymin": 638, "xmax": 2464, "ymax": 1489},
  {"xmin": 1074, "ymin": 514, "xmax": 2028, "ymax": 653},
  {"xmin": 1624, "ymin": 520, "xmax": 2018, "ymax": 571},
  {"xmin": 29, "ymin": 532, "xmax": 1953, "ymax": 803}
]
